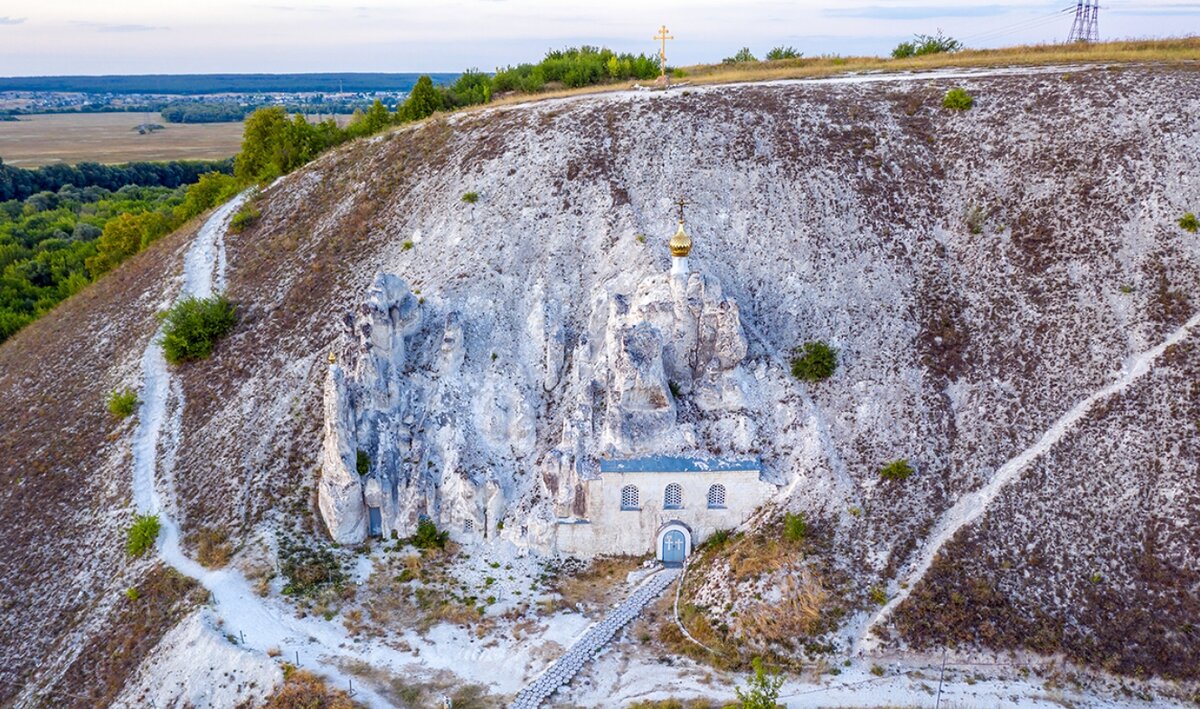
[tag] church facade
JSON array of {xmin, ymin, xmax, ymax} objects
[{"xmin": 555, "ymin": 456, "xmax": 775, "ymax": 562}]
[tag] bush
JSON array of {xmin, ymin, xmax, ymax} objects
[
  {"xmin": 228, "ymin": 203, "xmax": 260, "ymax": 233},
  {"xmin": 356, "ymin": 449, "xmax": 370, "ymax": 476},
  {"xmin": 879, "ymin": 458, "xmax": 914, "ymax": 481},
  {"xmin": 722, "ymin": 47, "xmax": 758, "ymax": 64},
  {"xmin": 279, "ymin": 537, "xmax": 346, "ymax": 596},
  {"xmin": 107, "ymin": 388, "xmax": 139, "ymax": 418},
  {"xmin": 263, "ymin": 669, "xmax": 358, "ymax": 709},
  {"xmin": 461, "ymin": 191, "xmax": 479, "ymax": 204},
  {"xmin": 783, "ymin": 512, "xmax": 807, "ymax": 542},
  {"xmin": 158, "ymin": 294, "xmax": 237, "ymax": 364},
  {"xmin": 892, "ymin": 31, "xmax": 962, "ymax": 59},
  {"xmin": 943, "ymin": 87, "xmax": 974, "ymax": 111},
  {"xmin": 126, "ymin": 514, "xmax": 161, "ymax": 557},
  {"xmin": 734, "ymin": 657, "xmax": 783, "ymax": 709},
  {"xmin": 410, "ymin": 518, "xmax": 448, "ymax": 550},
  {"xmin": 790, "ymin": 340, "xmax": 838, "ymax": 382},
  {"xmin": 868, "ymin": 585, "xmax": 888, "ymax": 605},
  {"xmin": 125, "ymin": 587, "xmax": 140, "ymax": 601},
  {"xmin": 1180, "ymin": 212, "xmax": 1198, "ymax": 233},
  {"xmin": 766, "ymin": 46, "xmax": 802, "ymax": 60}
]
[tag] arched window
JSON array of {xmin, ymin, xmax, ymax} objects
[
  {"xmin": 664, "ymin": 482, "xmax": 682, "ymax": 509},
  {"xmin": 707, "ymin": 484, "xmax": 726, "ymax": 509},
  {"xmin": 620, "ymin": 485, "xmax": 640, "ymax": 510}
]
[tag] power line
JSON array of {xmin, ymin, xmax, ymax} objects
[
  {"xmin": 1067, "ymin": 1, "xmax": 1101, "ymax": 42},
  {"xmin": 960, "ymin": 6, "xmax": 1076, "ymax": 45}
]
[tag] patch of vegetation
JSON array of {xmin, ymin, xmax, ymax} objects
[
  {"xmin": 790, "ymin": 340, "xmax": 838, "ymax": 382},
  {"xmin": 723, "ymin": 47, "xmax": 758, "ymax": 64},
  {"xmin": 892, "ymin": 31, "xmax": 962, "ymax": 59},
  {"xmin": 409, "ymin": 518, "xmax": 449, "ymax": 550},
  {"xmin": 158, "ymin": 293, "xmax": 237, "ymax": 364},
  {"xmin": 125, "ymin": 587, "xmax": 139, "ymax": 601},
  {"xmin": 195, "ymin": 526, "xmax": 234, "ymax": 569},
  {"xmin": 401, "ymin": 240, "xmax": 414, "ymax": 250},
  {"xmin": 766, "ymin": 46, "xmax": 802, "ymax": 60},
  {"xmin": 879, "ymin": 458, "xmax": 915, "ymax": 481},
  {"xmin": 734, "ymin": 657, "xmax": 783, "ymax": 709},
  {"xmin": 627, "ymin": 700, "xmax": 723, "ymax": 709},
  {"xmin": 1180, "ymin": 212, "xmax": 1198, "ymax": 233},
  {"xmin": 279, "ymin": 536, "xmax": 347, "ymax": 596},
  {"xmin": 228, "ymin": 202, "xmax": 260, "ymax": 233},
  {"xmin": 965, "ymin": 204, "xmax": 986, "ymax": 234},
  {"xmin": 107, "ymin": 388, "xmax": 139, "ymax": 418},
  {"xmin": 943, "ymin": 87, "xmax": 975, "ymax": 111},
  {"xmin": 461, "ymin": 191, "xmax": 479, "ymax": 204},
  {"xmin": 783, "ymin": 512, "xmax": 807, "ymax": 543},
  {"xmin": 126, "ymin": 513, "xmax": 161, "ymax": 557},
  {"xmin": 356, "ymin": 449, "xmax": 371, "ymax": 476},
  {"xmin": 870, "ymin": 663, "xmax": 885, "ymax": 676},
  {"xmin": 263, "ymin": 668, "xmax": 361, "ymax": 708},
  {"xmin": 868, "ymin": 585, "xmax": 888, "ymax": 605}
]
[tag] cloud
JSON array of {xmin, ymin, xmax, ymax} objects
[
  {"xmin": 71, "ymin": 21, "xmax": 167, "ymax": 33},
  {"xmin": 1108, "ymin": 2, "xmax": 1200, "ymax": 15},
  {"xmin": 0, "ymin": 16, "xmax": 26, "ymax": 25},
  {"xmin": 823, "ymin": 5, "xmax": 1010, "ymax": 20}
]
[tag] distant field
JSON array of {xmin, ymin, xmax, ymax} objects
[{"xmin": 0, "ymin": 113, "xmax": 244, "ymax": 167}]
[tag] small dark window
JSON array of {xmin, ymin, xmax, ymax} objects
[
  {"xmin": 707, "ymin": 484, "xmax": 726, "ymax": 509},
  {"xmin": 621, "ymin": 485, "xmax": 640, "ymax": 510},
  {"xmin": 664, "ymin": 482, "xmax": 682, "ymax": 509}
]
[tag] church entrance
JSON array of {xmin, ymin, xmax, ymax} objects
[{"xmin": 661, "ymin": 529, "xmax": 686, "ymax": 564}]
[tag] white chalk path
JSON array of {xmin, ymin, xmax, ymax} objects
[
  {"xmin": 858, "ymin": 310, "xmax": 1200, "ymax": 651},
  {"xmin": 130, "ymin": 194, "xmax": 401, "ymax": 708}
]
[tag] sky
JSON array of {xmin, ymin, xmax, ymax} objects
[{"xmin": 0, "ymin": 0, "xmax": 1197, "ymax": 76}]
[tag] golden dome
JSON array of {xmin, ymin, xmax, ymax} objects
[{"xmin": 669, "ymin": 220, "xmax": 692, "ymax": 257}]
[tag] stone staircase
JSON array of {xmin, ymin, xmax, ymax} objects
[{"xmin": 509, "ymin": 566, "xmax": 681, "ymax": 709}]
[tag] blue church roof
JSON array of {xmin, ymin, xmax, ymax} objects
[{"xmin": 598, "ymin": 456, "xmax": 761, "ymax": 474}]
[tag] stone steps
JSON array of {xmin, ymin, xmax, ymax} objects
[{"xmin": 509, "ymin": 567, "xmax": 681, "ymax": 709}]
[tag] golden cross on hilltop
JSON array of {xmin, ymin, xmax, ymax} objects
[
  {"xmin": 654, "ymin": 25, "xmax": 674, "ymax": 77},
  {"xmin": 675, "ymin": 196, "xmax": 687, "ymax": 222}
]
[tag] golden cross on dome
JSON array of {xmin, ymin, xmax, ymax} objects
[
  {"xmin": 675, "ymin": 196, "xmax": 687, "ymax": 222},
  {"xmin": 654, "ymin": 25, "xmax": 674, "ymax": 76}
]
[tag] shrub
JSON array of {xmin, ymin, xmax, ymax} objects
[
  {"xmin": 868, "ymin": 585, "xmax": 888, "ymax": 605},
  {"xmin": 262, "ymin": 669, "xmax": 358, "ymax": 709},
  {"xmin": 1180, "ymin": 212, "xmax": 1198, "ymax": 233},
  {"xmin": 892, "ymin": 31, "xmax": 961, "ymax": 59},
  {"xmin": 461, "ymin": 191, "xmax": 479, "ymax": 204},
  {"xmin": 734, "ymin": 657, "xmax": 783, "ymax": 709},
  {"xmin": 783, "ymin": 512, "xmax": 807, "ymax": 542},
  {"xmin": 722, "ymin": 47, "xmax": 758, "ymax": 64},
  {"xmin": 410, "ymin": 518, "xmax": 448, "ymax": 550},
  {"xmin": 766, "ymin": 46, "xmax": 802, "ymax": 60},
  {"xmin": 879, "ymin": 459, "xmax": 915, "ymax": 481},
  {"xmin": 126, "ymin": 514, "xmax": 161, "ymax": 557},
  {"xmin": 107, "ymin": 388, "xmax": 139, "ymax": 418},
  {"xmin": 790, "ymin": 340, "xmax": 838, "ymax": 382},
  {"xmin": 125, "ymin": 587, "xmax": 140, "ymax": 601},
  {"xmin": 943, "ymin": 87, "xmax": 974, "ymax": 111},
  {"xmin": 356, "ymin": 449, "xmax": 370, "ymax": 476},
  {"xmin": 158, "ymin": 294, "xmax": 237, "ymax": 364},
  {"xmin": 196, "ymin": 527, "xmax": 234, "ymax": 568},
  {"xmin": 870, "ymin": 663, "xmax": 885, "ymax": 676},
  {"xmin": 228, "ymin": 203, "xmax": 260, "ymax": 233},
  {"xmin": 279, "ymin": 537, "xmax": 345, "ymax": 596},
  {"xmin": 401, "ymin": 240, "xmax": 414, "ymax": 250}
]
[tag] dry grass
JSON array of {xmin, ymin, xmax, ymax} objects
[
  {"xmin": 0, "ymin": 112, "xmax": 245, "ymax": 167},
  {"xmin": 735, "ymin": 571, "xmax": 829, "ymax": 648},
  {"xmin": 547, "ymin": 555, "xmax": 647, "ymax": 615},
  {"xmin": 194, "ymin": 526, "xmax": 235, "ymax": 569},
  {"xmin": 262, "ymin": 668, "xmax": 363, "ymax": 709},
  {"xmin": 470, "ymin": 37, "xmax": 1200, "ymax": 114}
]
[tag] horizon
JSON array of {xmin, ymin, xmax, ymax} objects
[{"xmin": 2, "ymin": 0, "xmax": 1198, "ymax": 76}]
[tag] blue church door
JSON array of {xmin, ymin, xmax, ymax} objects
[
  {"xmin": 662, "ymin": 530, "xmax": 686, "ymax": 564},
  {"xmin": 368, "ymin": 507, "xmax": 382, "ymax": 537}
]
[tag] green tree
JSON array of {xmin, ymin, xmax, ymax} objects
[
  {"xmin": 723, "ymin": 47, "xmax": 758, "ymax": 64},
  {"xmin": 880, "ymin": 458, "xmax": 915, "ymax": 481},
  {"xmin": 234, "ymin": 106, "xmax": 291, "ymax": 183},
  {"xmin": 363, "ymin": 99, "xmax": 391, "ymax": 134},
  {"xmin": 766, "ymin": 46, "xmax": 802, "ymax": 60},
  {"xmin": 400, "ymin": 75, "xmax": 443, "ymax": 122},
  {"xmin": 893, "ymin": 31, "xmax": 962, "ymax": 59},
  {"xmin": 735, "ymin": 657, "xmax": 783, "ymax": 709},
  {"xmin": 126, "ymin": 513, "xmax": 161, "ymax": 557}
]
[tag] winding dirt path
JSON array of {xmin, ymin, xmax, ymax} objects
[{"xmin": 858, "ymin": 310, "xmax": 1200, "ymax": 651}]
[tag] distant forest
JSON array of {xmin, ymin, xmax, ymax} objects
[
  {"xmin": 0, "ymin": 159, "xmax": 233, "ymax": 202},
  {"xmin": 0, "ymin": 73, "xmax": 460, "ymax": 95}
]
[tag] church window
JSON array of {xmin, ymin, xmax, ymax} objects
[
  {"xmin": 620, "ymin": 485, "xmax": 640, "ymax": 510},
  {"xmin": 707, "ymin": 484, "xmax": 726, "ymax": 509},
  {"xmin": 664, "ymin": 483, "xmax": 682, "ymax": 509},
  {"xmin": 464, "ymin": 519, "xmax": 474, "ymax": 534}
]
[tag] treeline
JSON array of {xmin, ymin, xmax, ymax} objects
[
  {"xmin": 0, "ymin": 173, "xmax": 240, "ymax": 342},
  {"xmin": 234, "ymin": 46, "xmax": 663, "ymax": 183},
  {"xmin": 0, "ymin": 73, "xmax": 460, "ymax": 95},
  {"xmin": 161, "ymin": 103, "xmax": 251, "ymax": 124},
  {"xmin": 0, "ymin": 158, "xmax": 233, "ymax": 203}
]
